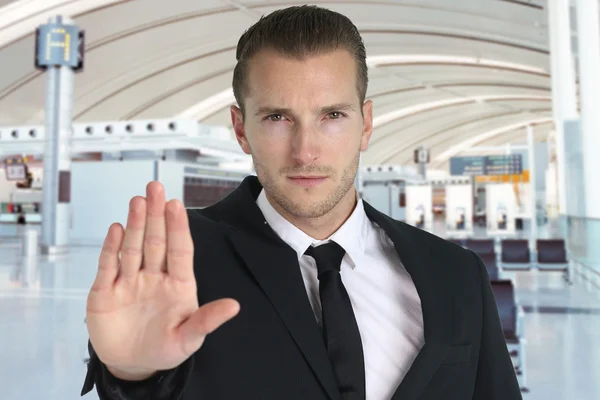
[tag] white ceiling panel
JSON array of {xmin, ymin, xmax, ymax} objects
[{"xmin": 0, "ymin": 0, "xmax": 560, "ymax": 169}]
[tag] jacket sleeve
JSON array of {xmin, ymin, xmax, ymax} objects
[
  {"xmin": 471, "ymin": 252, "xmax": 523, "ymax": 400},
  {"xmin": 81, "ymin": 340, "xmax": 194, "ymax": 399}
]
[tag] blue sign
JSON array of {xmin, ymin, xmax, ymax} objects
[
  {"xmin": 35, "ymin": 20, "xmax": 84, "ymax": 70},
  {"xmin": 485, "ymin": 154, "xmax": 523, "ymax": 175},
  {"xmin": 450, "ymin": 156, "xmax": 486, "ymax": 176},
  {"xmin": 450, "ymin": 155, "xmax": 523, "ymax": 176}
]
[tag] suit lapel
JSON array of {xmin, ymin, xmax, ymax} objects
[
  {"xmin": 364, "ymin": 202, "xmax": 453, "ymax": 400},
  {"xmin": 207, "ymin": 177, "xmax": 341, "ymax": 400},
  {"xmin": 227, "ymin": 231, "xmax": 341, "ymax": 400},
  {"xmin": 207, "ymin": 177, "xmax": 453, "ymax": 400}
]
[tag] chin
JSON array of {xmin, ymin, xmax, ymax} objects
[
  {"xmin": 285, "ymin": 202, "xmax": 334, "ymax": 219},
  {"xmin": 282, "ymin": 190, "xmax": 343, "ymax": 219}
]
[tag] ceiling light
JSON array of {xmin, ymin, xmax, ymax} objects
[
  {"xmin": 177, "ymin": 88, "xmax": 235, "ymax": 120},
  {"xmin": 366, "ymin": 54, "xmax": 546, "ymax": 74},
  {"xmin": 373, "ymin": 95, "xmax": 551, "ymax": 128}
]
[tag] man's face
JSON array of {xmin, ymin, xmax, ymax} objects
[{"xmin": 231, "ymin": 49, "xmax": 373, "ymax": 219}]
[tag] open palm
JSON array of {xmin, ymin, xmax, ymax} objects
[{"xmin": 86, "ymin": 182, "xmax": 239, "ymax": 380}]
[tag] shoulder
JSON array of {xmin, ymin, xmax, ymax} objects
[
  {"xmin": 398, "ymin": 219, "xmax": 475, "ymax": 257},
  {"xmin": 374, "ymin": 215, "xmax": 484, "ymax": 284},
  {"xmin": 370, "ymin": 206, "xmax": 472, "ymax": 256},
  {"xmin": 186, "ymin": 206, "xmax": 235, "ymax": 241}
]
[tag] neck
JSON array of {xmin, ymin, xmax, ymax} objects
[{"xmin": 267, "ymin": 188, "xmax": 358, "ymax": 240}]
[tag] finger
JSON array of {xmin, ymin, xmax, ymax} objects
[
  {"xmin": 177, "ymin": 299, "xmax": 240, "ymax": 355},
  {"xmin": 165, "ymin": 200, "xmax": 195, "ymax": 282},
  {"xmin": 91, "ymin": 223, "xmax": 124, "ymax": 291},
  {"xmin": 143, "ymin": 181, "xmax": 167, "ymax": 274},
  {"xmin": 120, "ymin": 196, "xmax": 147, "ymax": 278}
]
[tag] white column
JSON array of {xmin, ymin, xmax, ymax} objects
[
  {"xmin": 548, "ymin": 0, "xmax": 578, "ymax": 215},
  {"xmin": 39, "ymin": 15, "xmax": 77, "ymax": 255},
  {"xmin": 576, "ymin": 0, "xmax": 600, "ymax": 219},
  {"xmin": 527, "ymin": 125, "xmax": 537, "ymax": 248}
]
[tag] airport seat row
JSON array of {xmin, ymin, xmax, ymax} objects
[
  {"xmin": 448, "ymin": 238, "xmax": 537, "ymax": 392},
  {"xmin": 451, "ymin": 237, "xmax": 569, "ymax": 391},
  {"xmin": 449, "ymin": 238, "xmax": 502, "ymax": 279},
  {"xmin": 450, "ymin": 238, "xmax": 571, "ymax": 279}
]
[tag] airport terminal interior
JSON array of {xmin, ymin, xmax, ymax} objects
[{"xmin": 1, "ymin": 0, "xmax": 600, "ymax": 399}]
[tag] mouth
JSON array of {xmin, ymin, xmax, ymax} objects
[{"xmin": 287, "ymin": 176, "xmax": 328, "ymax": 187}]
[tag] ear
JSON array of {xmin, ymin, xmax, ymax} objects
[
  {"xmin": 360, "ymin": 100, "xmax": 373, "ymax": 151},
  {"xmin": 230, "ymin": 105, "xmax": 251, "ymax": 155}
]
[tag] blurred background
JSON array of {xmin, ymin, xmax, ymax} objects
[{"xmin": 0, "ymin": 0, "xmax": 599, "ymax": 399}]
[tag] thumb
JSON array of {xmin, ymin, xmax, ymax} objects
[{"xmin": 178, "ymin": 298, "xmax": 240, "ymax": 354}]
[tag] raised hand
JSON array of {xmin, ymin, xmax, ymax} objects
[{"xmin": 85, "ymin": 181, "xmax": 240, "ymax": 380}]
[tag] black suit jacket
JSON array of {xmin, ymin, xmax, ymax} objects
[{"xmin": 82, "ymin": 175, "xmax": 522, "ymax": 400}]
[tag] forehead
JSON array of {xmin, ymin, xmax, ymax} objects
[{"xmin": 244, "ymin": 49, "xmax": 360, "ymax": 107}]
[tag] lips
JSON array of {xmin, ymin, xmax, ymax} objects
[{"xmin": 288, "ymin": 176, "xmax": 327, "ymax": 187}]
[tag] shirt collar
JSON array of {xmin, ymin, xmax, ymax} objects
[{"xmin": 256, "ymin": 189, "xmax": 369, "ymax": 269}]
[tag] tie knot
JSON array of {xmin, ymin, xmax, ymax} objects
[{"xmin": 305, "ymin": 241, "xmax": 346, "ymax": 277}]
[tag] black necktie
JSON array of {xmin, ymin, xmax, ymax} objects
[{"xmin": 305, "ymin": 242, "xmax": 366, "ymax": 400}]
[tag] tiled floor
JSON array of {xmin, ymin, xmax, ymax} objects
[{"xmin": 0, "ymin": 232, "xmax": 599, "ymax": 399}]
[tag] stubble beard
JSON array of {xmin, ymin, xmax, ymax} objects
[{"xmin": 254, "ymin": 151, "xmax": 360, "ymax": 220}]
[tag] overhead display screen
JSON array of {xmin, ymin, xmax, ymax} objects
[
  {"xmin": 450, "ymin": 154, "xmax": 523, "ymax": 176},
  {"xmin": 486, "ymin": 154, "xmax": 523, "ymax": 175},
  {"xmin": 449, "ymin": 156, "xmax": 486, "ymax": 176}
]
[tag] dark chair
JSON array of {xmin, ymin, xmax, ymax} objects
[
  {"xmin": 465, "ymin": 239, "xmax": 495, "ymax": 256},
  {"xmin": 536, "ymin": 239, "xmax": 568, "ymax": 265},
  {"xmin": 490, "ymin": 280, "xmax": 528, "ymax": 391},
  {"xmin": 500, "ymin": 239, "xmax": 532, "ymax": 270},
  {"xmin": 536, "ymin": 239, "xmax": 571, "ymax": 282},
  {"xmin": 479, "ymin": 252, "xmax": 500, "ymax": 281},
  {"xmin": 490, "ymin": 280, "xmax": 518, "ymax": 341}
]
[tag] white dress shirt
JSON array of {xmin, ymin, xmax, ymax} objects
[{"xmin": 256, "ymin": 190, "xmax": 425, "ymax": 400}]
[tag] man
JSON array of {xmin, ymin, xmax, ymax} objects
[{"xmin": 81, "ymin": 5, "xmax": 522, "ymax": 400}]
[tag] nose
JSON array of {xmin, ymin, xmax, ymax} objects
[{"xmin": 291, "ymin": 124, "xmax": 320, "ymax": 165}]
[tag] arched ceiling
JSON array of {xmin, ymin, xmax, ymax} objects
[{"xmin": 0, "ymin": 0, "xmax": 554, "ymax": 172}]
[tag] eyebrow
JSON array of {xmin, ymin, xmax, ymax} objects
[{"xmin": 254, "ymin": 103, "xmax": 357, "ymax": 117}]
